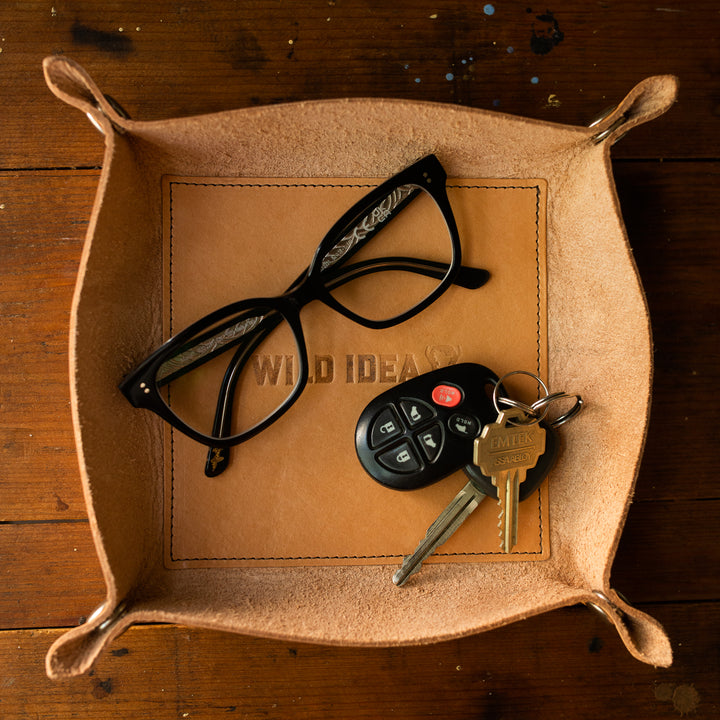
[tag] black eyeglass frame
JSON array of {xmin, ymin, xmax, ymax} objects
[{"xmin": 120, "ymin": 154, "xmax": 468, "ymax": 448}]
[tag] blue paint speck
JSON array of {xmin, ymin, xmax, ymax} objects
[
  {"xmin": 507, "ymin": 46, "xmax": 514, "ymax": 54},
  {"xmin": 531, "ymin": 76, "xmax": 539, "ymax": 84},
  {"xmin": 461, "ymin": 59, "xmax": 467, "ymax": 65},
  {"xmin": 484, "ymin": 4, "xmax": 495, "ymax": 15},
  {"xmin": 446, "ymin": 72, "xmax": 454, "ymax": 81},
  {"xmin": 415, "ymin": 77, "xmax": 421, "ymax": 83},
  {"xmin": 493, "ymin": 99, "xmax": 501, "ymax": 107}
]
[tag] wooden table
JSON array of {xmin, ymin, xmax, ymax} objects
[{"xmin": 1, "ymin": 2, "xmax": 717, "ymax": 717}]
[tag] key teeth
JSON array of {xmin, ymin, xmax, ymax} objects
[{"xmin": 496, "ymin": 497, "xmax": 505, "ymax": 549}]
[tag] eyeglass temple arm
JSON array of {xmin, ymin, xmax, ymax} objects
[
  {"xmin": 322, "ymin": 257, "xmax": 489, "ymax": 291},
  {"xmin": 203, "ymin": 256, "xmax": 489, "ymax": 476},
  {"xmin": 204, "ymin": 315, "xmax": 282, "ymax": 477},
  {"xmin": 317, "ymin": 185, "xmax": 422, "ymax": 272}
]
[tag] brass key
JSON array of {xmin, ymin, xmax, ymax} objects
[{"xmin": 473, "ymin": 408, "xmax": 546, "ymax": 553}]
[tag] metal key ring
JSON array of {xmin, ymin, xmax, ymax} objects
[
  {"xmin": 494, "ymin": 395, "xmax": 537, "ymax": 416},
  {"xmin": 549, "ymin": 394, "xmax": 584, "ymax": 427},
  {"xmin": 494, "ymin": 396, "xmax": 546, "ymax": 425},
  {"xmin": 531, "ymin": 391, "xmax": 584, "ymax": 427},
  {"xmin": 493, "ymin": 371, "xmax": 550, "ymax": 426},
  {"xmin": 530, "ymin": 391, "xmax": 570, "ymax": 414}
]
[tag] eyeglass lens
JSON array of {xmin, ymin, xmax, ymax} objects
[
  {"xmin": 320, "ymin": 183, "xmax": 454, "ymax": 323},
  {"xmin": 157, "ymin": 305, "xmax": 301, "ymax": 440}
]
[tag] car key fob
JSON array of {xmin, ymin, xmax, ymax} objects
[
  {"xmin": 355, "ymin": 363, "xmax": 501, "ymax": 490},
  {"xmin": 355, "ymin": 362, "xmax": 558, "ymax": 494}
]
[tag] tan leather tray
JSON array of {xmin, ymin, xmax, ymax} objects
[{"xmin": 42, "ymin": 56, "xmax": 677, "ymax": 677}]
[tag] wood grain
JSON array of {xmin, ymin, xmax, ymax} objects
[
  {"xmin": 0, "ymin": 172, "xmax": 95, "ymax": 521},
  {"xmin": 0, "ymin": 521, "xmax": 104, "ymax": 629},
  {"xmin": 0, "ymin": 603, "xmax": 717, "ymax": 719},
  {"xmin": 615, "ymin": 161, "xmax": 720, "ymax": 503},
  {"xmin": 0, "ymin": 1, "xmax": 717, "ymax": 169}
]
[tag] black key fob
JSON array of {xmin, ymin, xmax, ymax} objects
[{"xmin": 355, "ymin": 363, "xmax": 501, "ymax": 490}]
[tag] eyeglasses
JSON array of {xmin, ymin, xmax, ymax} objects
[{"xmin": 119, "ymin": 155, "xmax": 490, "ymax": 475}]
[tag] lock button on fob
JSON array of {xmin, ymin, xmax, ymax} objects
[
  {"xmin": 377, "ymin": 442, "xmax": 422, "ymax": 474},
  {"xmin": 369, "ymin": 407, "xmax": 403, "ymax": 448}
]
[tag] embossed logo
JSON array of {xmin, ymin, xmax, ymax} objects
[{"xmin": 249, "ymin": 348, "xmax": 463, "ymax": 386}]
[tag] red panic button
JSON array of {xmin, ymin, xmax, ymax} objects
[{"xmin": 431, "ymin": 384, "xmax": 463, "ymax": 407}]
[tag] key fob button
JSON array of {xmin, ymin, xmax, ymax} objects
[
  {"xmin": 399, "ymin": 399, "xmax": 436, "ymax": 427},
  {"xmin": 369, "ymin": 406, "xmax": 404, "ymax": 448},
  {"xmin": 377, "ymin": 442, "xmax": 422, "ymax": 474},
  {"xmin": 448, "ymin": 413, "xmax": 480, "ymax": 438},
  {"xmin": 431, "ymin": 383, "xmax": 463, "ymax": 407},
  {"xmin": 415, "ymin": 423, "xmax": 444, "ymax": 463},
  {"xmin": 354, "ymin": 363, "xmax": 502, "ymax": 490}
]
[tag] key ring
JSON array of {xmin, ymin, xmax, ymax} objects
[
  {"xmin": 492, "ymin": 370, "xmax": 550, "ymax": 426},
  {"xmin": 493, "ymin": 372, "xmax": 584, "ymax": 427},
  {"xmin": 530, "ymin": 391, "xmax": 584, "ymax": 427},
  {"xmin": 542, "ymin": 393, "xmax": 584, "ymax": 427}
]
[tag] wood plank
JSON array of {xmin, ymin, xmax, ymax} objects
[
  {"xmin": 0, "ymin": 172, "xmax": 94, "ymax": 521},
  {"xmin": 0, "ymin": 1, "xmax": 715, "ymax": 714},
  {"xmin": 615, "ymin": 162, "xmax": 720, "ymax": 502},
  {"xmin": 612, "ymin": 498, "xmax": 720, "ymax": 602},
  {"xmin": 0, "ymin": 522, "xmax": 105, "ymax": 629},
  {"xmin": 1, "ymin": 499, "xmax": 717, "ymax": 630},
  {"xmin": 0, "ymin": 1, "xmax": 716, "ymax": 169},
  {"xmin": 0, "ymin": 603, "xmax": 717, "ymax": 719}
]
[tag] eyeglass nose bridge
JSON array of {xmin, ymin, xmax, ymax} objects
[{"xmin": 282, "ymin": 270, "xmax": 324, "ymax": 312}]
